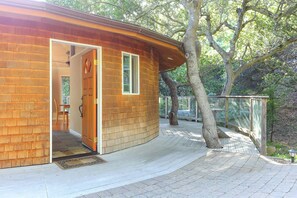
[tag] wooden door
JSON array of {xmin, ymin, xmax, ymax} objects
[{"xmin": 82, "ymin": 49, "xmax": 97, "ymax": 151}]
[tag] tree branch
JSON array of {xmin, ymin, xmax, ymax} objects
[
  {"xmin": 279, "ymin": 3, "xmax": 297, "ymax": 18},
  {"xmin": 242, "ymin": 15, "xmax": 256, "ymax": 28},
  {"xmin": 134, "ymin": 1, "xmax": 174, "ymax": 22},
  {"xmin": 198, "ymin": 20, "xmax": 226, "ymax": 36},
  {"xmin": 205, "ymin": 15, "xmax": 229, "ymax": 59},
  {"xmin": 246, "ymin": 5, "xmax": 274, "ymax": 18},
  {"xmin": 223, "ymin": 21, "xmax": 235, "ymax": 31},
  {"xmin": 169, "ymin": 27, "xmax": 186, "ymax": 37},
  {"xmin": 241, "ymin": 43, "xmax": 250, "ymax": 61},
  {"xmin": 91, "ymin": 0, "xmax": 134, "ymax": 16},
  {"xmin": 163, "ymin": 12, "xmax": 185, "ymax": 27},
  {"xmin": 247, "ymin": 3, "xmax": 297, "ymax": 20},
  {"xmin": 234, "ymin": 36, "xmax": 297, "ymax": 79},
  {"xmin": 229, "ymin": 0, "xmax": 250, "ymax": 58}
]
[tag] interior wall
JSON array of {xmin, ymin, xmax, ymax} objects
[
  {"xmin": 69, "ymin": 49, "xmax": 89, "ymax": 134},
  {"xmin": 52, "ymin": 65, "xmax": 70, "ymax": 118}
]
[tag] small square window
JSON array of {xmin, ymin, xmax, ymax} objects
[{"xmin": 122, "ymin": 52, "xmax": 139, "ymax": 94}]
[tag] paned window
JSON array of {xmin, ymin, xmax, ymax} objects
[{"xmin": 122, "ymin": 52, "xmax": 139, "ymax": 94}]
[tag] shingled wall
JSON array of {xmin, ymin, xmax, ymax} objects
[{"xmin": 0, "ymin": 14, "xmax": 159, "ymax": 168}]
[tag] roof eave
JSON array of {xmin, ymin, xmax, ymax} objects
[{"xmin": 1, "ymin": 0, "xmax": 186, "ymax": 71}]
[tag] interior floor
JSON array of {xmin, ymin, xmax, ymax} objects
[{"xmin": 52, "ymin": 121, "xmax": 92, "ymax": 159}]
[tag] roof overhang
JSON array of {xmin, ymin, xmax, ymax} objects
[{"xmin": 0, "ymin": 0, "xmax": 186, "ymax": 72}]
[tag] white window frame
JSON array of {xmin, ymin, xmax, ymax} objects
[{"xmin": 122, "ymin": 51, "xmax": 140, "ymax": 95}]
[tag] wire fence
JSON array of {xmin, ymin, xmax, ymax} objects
[{"xmin": 159, "ymin": 96, "xmax": 268, "ymax": 155}]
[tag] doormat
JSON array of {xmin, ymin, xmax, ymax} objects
[{"xmin": 55, "ymin": 156, "xmax": 106, "ymax": 170}]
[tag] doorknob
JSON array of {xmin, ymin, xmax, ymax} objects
[{"xmin": 79, "ymin": 96, "xmax": 83, "ymax": 117}]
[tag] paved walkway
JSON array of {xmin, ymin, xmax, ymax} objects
[
  {"xmin": 83, "ymin": 151, "xmax": 297, "ymax": 198},
  {"xmin": 0, "ymin": 119, "xmax": 273, "ymax": 198}
]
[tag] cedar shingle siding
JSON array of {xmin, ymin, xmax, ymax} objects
[{"xmin": 0, "ymin": 14, "xmax": 159, "ymax": 168}]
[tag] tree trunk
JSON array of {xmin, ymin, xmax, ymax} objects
[
  {"xmin": 182, "ymin": 0, "xmax": 222, "ymax": 148},
  {"xmin": 161, "ymin": 72, "xmax": 179, "ymax": 125},
  {"xmin": 221, "ymin": 62, "xmax": 234, "ymax": 96}
]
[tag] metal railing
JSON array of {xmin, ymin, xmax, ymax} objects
[{"xmin": 159, "ymin": 96, "xmax": 268, "ymax": 155}]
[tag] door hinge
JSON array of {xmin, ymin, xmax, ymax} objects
[
  {"xmin": 94, "ymin": 98, "xmax": 99, "ymax": 104},
  {"xmin": 93, "ymin": 138, "xmax": 97, "ymax": 143},
  {"xmin": 94, "ymin": 59, "xmax": 97, "ymax": 65}
]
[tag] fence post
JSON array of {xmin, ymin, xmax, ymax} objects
[
  {"xmin": 165, "ymin": 96, "xmax": 168, "ymax": 119},
  {"xmin": 225, "ymin": 97, "xmax": 229, "ymax": 128},
  {"xmin": 238, "ymin": 98, "xmax": 241, "ymax": 116},
  {"xmin": 261, "ymin": 98, "xmax": 267, "ymax": 155},
  {"xmin": 249, "ymin": 98, "xmax": 254, "ymax": 133},
  {"xmin": 188, "ymin": 97, "xmax": 191, "ymax": 111},
  {"xmin": 195, "ymin": 100, "xmax": 198, "ymax": 122}
]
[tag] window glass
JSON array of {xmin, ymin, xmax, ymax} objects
[
  {"xmin": 123, "ymin": 54, "xmax": 130, "ymax": 93},
  {"xmin": 122, "ymin": 53, "xmax": 139, "ymax": 94},
  {"xmin": 61, "ymin": 76, "xmax": 70, "ymax": 104},
  {"xmin": 132, "ymin": 55, "xmax": 138, "ymax": 93}
]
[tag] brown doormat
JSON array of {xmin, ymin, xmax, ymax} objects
[{"xmin": 55, "ymin": 156, "xmax": 106, "ymax": 170}]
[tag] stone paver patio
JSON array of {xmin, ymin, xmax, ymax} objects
[{"xmin": 83, "ymin": 151, "xmax": 297, "ymax": 198}]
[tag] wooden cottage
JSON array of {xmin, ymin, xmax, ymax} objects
[{"xmin": 0, "ymin": 0, "xmax": 185, "ymax": 168}]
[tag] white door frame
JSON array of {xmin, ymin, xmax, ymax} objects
[{"xmin": 49, "ymin": 38, "xmax": 103, "ymax": 163}]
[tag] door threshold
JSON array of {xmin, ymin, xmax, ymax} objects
[{"xmin": 52, "ymin": 151, "xmax": 97, "ymax": 162}]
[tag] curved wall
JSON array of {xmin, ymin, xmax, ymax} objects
[
  {"xmin": 101, "ymin": 38, "xmax": 160, "ymax": 154},
  {"xmin": 0, "ymin": 14, "xmax": 159, "ymax": 168}
]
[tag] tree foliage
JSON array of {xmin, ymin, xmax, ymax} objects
[
  {"xmin": 47, "ymin": 0, "xmax": 142, "ymax": 21},
  {"xmin": 200, "ymin": 0, "xmax": 297, "ymax": 95}
]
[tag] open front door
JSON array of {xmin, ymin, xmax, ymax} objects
[{"xmin": 82, "ymin": 49, "xmax": 97, "ymax": 151}]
